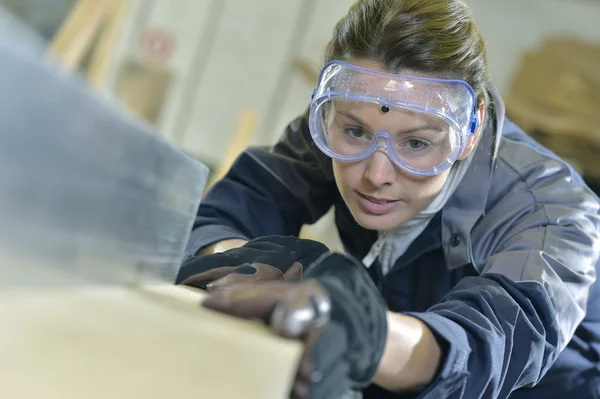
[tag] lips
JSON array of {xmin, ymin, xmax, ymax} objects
[
  {"xmin": 361, "ymin": 194, "xmax": 394, "ymax": 204},
  {"xmin": 356, "ymin": 191, "xmax": 401, "ymax": 215}
]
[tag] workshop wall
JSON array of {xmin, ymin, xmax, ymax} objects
[
  {"xmin": 4, "ymin": 0, "xmax": 600, "ymax": 250},
  {"xmin": 101, "ymin": 0, "xmax": 600, "ymax": 166},
  {"xmin": 5, "ymin": 0, "xmax": 599, "ymax": 164}
]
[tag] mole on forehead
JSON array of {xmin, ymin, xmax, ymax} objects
[{"xmin": 334, "ymin": 105, "xmax": 447, "ymax": 129}]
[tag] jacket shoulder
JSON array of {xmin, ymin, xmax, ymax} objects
[{"xmin": 487, "ymin": 120, "xmax": 596, "ymax": 209}]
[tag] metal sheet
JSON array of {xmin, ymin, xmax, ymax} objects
[{"xmin": 0, "ymin": 10, "xmax": 209, "ymax": 288}]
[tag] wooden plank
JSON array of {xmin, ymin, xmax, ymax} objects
[
  {"xmin": 0, "ymin": 283, "xmax": 302, "ymax": 399},
  {"xmin": 114, "ymin": 58, "xmax": 172, "ymax": 125},
  {"xmin": 88, "ymin": 0, "xmax": 132, "ymax": 87},
  {"xmin": 48, "ymin": 0, "xmax": 108, "ymax": 71}
]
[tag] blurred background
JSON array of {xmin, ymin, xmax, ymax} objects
[{"xmin": 3, "ymin": 0, "xmax": 599, "ymax": 250}]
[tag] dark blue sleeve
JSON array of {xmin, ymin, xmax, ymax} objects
[
  {"xmin": 405, "ymin": 154, "xmax": 600, "ymax": 398},
  {"xmin": 185, "ymin": 112, "xmax": 336, "ymax": 258},
  {"xmin": 407, "ymin": 274, "xmax": 561, "ymax": 398}
]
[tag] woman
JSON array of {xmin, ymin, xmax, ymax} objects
[{"xmin": 176, "ymin": 0, "xmax": 600, "ymax": 398}]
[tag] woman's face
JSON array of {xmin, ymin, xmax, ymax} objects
[{"xmin": 332, "ymin": 59, "xmax": 482, "ymax": 231}]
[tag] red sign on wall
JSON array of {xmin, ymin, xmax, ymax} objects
[{"xmin": 139, "ymin": 28, "xmax": 176, "ymax": 63}]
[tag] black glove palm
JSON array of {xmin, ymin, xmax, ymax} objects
[{"xmin": 175, "ymin": 235, "xmax": 330, "ymax": 288}]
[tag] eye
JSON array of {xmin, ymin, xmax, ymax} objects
[
  {"xmin": 343, "ymin": 127, "xmax": 366, "ymax": 139},
  {"xmin": 407, "ymin": 139, "xmax": 428, "ymax": 150}
]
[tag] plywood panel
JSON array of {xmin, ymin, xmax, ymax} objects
[
  {"xmin": 114, "ymin": 57, "xmax": 172, "ymax": 124},
  {"xmin": 0, "ymin": 283, "xmax": 302, "ymax": 399}
]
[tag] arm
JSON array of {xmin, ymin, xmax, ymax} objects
[
  {"xmin": 374, "ymin": 313, "xmax": 442, "ymax": 391},
  {"xmin": 199, "ymin": 239, "xmax": 248, "ymax": 255},
  {"xmin": 375, "ymin": 157, "xmax": 600, "ymax": 396},
  {"xmin": 184, "ymin": 110, "xmax": 336, "ymax": 259}
]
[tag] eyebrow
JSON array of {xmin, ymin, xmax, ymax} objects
[
  {"xmin": 337, "ymin": 111, "xmax": 443, "ymax": 135},
  {"xmin": 338, "ymin": 111, "xmax": 370, "ymax": 129}
]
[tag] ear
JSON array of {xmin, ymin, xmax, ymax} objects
[{"xmin": 458, "ymin": 104, "xmax": 485, "ymax": 160}]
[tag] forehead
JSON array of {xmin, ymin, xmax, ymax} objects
[{"xmin": 330, "ymin": 99, "xmax": 447, "ymax": 127}]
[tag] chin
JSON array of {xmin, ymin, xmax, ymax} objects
[{"xmin": 352, "ymin": 210, "xmax": 407, "ymax": 232}]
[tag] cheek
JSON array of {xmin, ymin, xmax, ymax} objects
[
  {"xmin": 332, "ymin": 160, "xmax": 361, "ymax": 194},
  {"xmin": 333, "ymin": 158, "xmax": 450, "ymax": 208},
  {"xmin": 398, "ymin": 170, "xmax": 450, "ymax": 202}
]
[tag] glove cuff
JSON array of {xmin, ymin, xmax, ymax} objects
[{"xmin": 306, "ymin": 253, "xmax": 388, "ymax": 388}]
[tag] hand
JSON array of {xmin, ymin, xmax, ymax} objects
[
  {"xmin": 175, "ymin": 236, "xmax": 329, "ymax": 291},
  {"xmin": 202, "ymin": 253, "xmax": 388, "ymax": 399}
]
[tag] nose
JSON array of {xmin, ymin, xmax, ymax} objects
[{"xmin": 364, "ymin": 150, "xmax": 395, "ymax": 189}]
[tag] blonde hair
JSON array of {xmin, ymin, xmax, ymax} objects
[{"xmin": 325, "ymin": 0, "xmax": 489, "ymax": 106}]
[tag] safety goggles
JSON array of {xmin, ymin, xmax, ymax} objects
[{"xmin": 308, "ymin": 61, "xmax": 479, "ymax": 176}]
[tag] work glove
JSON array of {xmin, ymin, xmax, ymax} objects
[
  {"xmin": 175, "ymin": 235, "xmax": 330, "ymax": 291},
  {"xmin": 202, "ymin": 253, "xmax": 388, "ymax": 399}
]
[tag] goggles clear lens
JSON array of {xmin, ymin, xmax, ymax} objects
[{"xmin": 309, "ymin": 61, "xmax": 478, "ymax": 176}]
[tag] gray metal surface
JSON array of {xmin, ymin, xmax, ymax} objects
[{"xmin": 0, "ymin": 10, "xmax": 209, "ymax": 288}]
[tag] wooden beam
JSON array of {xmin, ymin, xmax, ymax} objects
[
  {"xmin": 88, "ymin": 0, "xmax": 132, "ymax": 88},
  {"xmin": 48, "ymin": 0, "xmax": 109, "ymax": 71}
]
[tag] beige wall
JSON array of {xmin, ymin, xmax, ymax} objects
[
  {"xmin": 6, "ymin": 0, "xmax": 599, "ymax": 166},
  {"xmin": 106, "ymin": 0, "xmax": 357, "ymax": 168},
  {"xmin": 104, "ymin": 0, "xmax": 600, "ymax": 164},
  {"xmin": 3, "ymin": 0, "xmax": 600, "ymax": 248}
]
